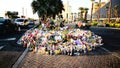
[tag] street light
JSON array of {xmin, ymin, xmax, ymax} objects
[{"xmin": 90, "ymin": 0, "xmax": 95, "ymax": 23}]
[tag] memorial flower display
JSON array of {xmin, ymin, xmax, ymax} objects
[{"xmin": 18, "ymin": 26, "xmax": 103, "ymax": 56}]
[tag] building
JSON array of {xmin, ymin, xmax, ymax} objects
[
  {"xmin": 92, "ymin": 1, "xmax": 107, "ymax": 19},
  {"xmin": 62, "ymin": 1, "xmax": 72, "ymax": 23},
  {"xmin": 93, "ymin": 0, "xmax": 120, "ymax": 19}
]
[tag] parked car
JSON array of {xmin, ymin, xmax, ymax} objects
[
  {"xmin": 28, "ymin": 20, "xmax": 35, "ymax": 25},
  {"xmin": 0, "ymin": 18, "xmax": 18, "ymax": 34},
  {"xmin": 14, "ymin": 18, "xmax": 29, "ymax": 28}
]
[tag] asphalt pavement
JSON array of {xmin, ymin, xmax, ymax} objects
[{"xmin": 0, "ymin": 25, "xmax": 35, "ymax": 68}]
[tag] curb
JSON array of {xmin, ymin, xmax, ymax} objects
[
  {"xmin": 12, "ymin": 25, "xmax": 39, "ymax": 68},
  {"xmin": 91, "ymin": 26, "xmax": 120, "ymax": 30},
  {"xmin": 12, "ymin": 48, "xmax": 29, "ymax": 68}
]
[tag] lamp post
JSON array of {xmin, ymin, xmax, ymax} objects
[
  {"xmin": 98, "ymin": 0, "xmax": 101, "ymax": 22},
  {"xmin": 22, "ymin": 7, "xmax": 24, "ymax": 16},
  {"xmin": 108, "ymin": 0, "xmax": 112, "ymax": 23},
  {"xmin": 90, "ymin": 0, "xmax": 94, "ymax": 23}
]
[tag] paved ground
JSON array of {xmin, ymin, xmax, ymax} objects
[
  {"xmin": 0, "ymin": 25, "xmax": 38, "ymax": 68},
  {"xmin": 18, "ymin": 25, "xmax": 120, "ymax": 68},
  {"xmin": 19, "ymin": 47, "xmax": 120, "ymax": 68},
  {"xmin": 1, "ymin": 24, "xmax": 120, "ymax": 68},
  {"xmin": 0, "ymin": 43, "xmax": 25, "ymax": 68},
  {"xmin": 0, "ymin": 28, "xmax": 31, "ymax": 68}
]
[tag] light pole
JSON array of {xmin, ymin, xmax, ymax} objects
[
  {"xmin": 90, "ymin": 0, "xmax": 94, "ymax": 23},
  {"xmin": 98, "ymin": 0, "xmax": 101, "ymax": 22},
  {"xmin": 22, "ymin": 7, "xmax": 24, "ymax": 16},
  {"xmin": 108, "ymin": 0, "xmax": 112, "ymax": 23}
]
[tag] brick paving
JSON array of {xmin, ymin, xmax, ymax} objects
[{"xmin": 19, "ymin": 48, "xmax": 120, "ymax": 68}]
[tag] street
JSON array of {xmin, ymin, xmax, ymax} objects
[
  {"xmin": 0, "ymin": 25, "xmax": 35, "ymax": 68},
  {"xmin": 0, "ymin": 25, "xmax": 120, "ymax": 68}
]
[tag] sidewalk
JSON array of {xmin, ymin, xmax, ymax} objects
[{"xmin": 18, "ymin": 48, "xmax": 120, "ymax": 68}]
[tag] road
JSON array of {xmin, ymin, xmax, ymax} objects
[
  {"xmin": 90, "ymin": 26, "xmax": 120, "ymax": 56},
  {"xmin": 0, "ymin": 24, "xmax": 120, "ymax": 68},
  {"xmin": 0, "ymin": 25, "xmax": 35, "ymax": 68}
]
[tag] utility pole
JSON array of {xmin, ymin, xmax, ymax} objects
[
  {"xmin": 108, "ymin": 0, "xmax": 112, "ymax": 23},
  {"xmin": 98, "ymin": 0, "xmax": 101, "ymax": 22},
  {"xmin": 90, "ymin": 1, "xmax": 94, "ymax": 23},
  {"xmin": 22, "ymin": 7, "xmax": 24, "ymax": 16},
  {"xmin": 26, "ymin": 8, "xmax": 27, "ymax": 18}
]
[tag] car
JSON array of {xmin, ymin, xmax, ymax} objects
[
  {"xmin": 14, "ymin": 18, "xmax": 29, "ymax": 28},
  {"xmin": 27, "ymin": 20, "xmax": 35, "ymax": 27},
  {"xmin": 0, "ymin": 18, "xmax": 18, "ymax": 34}
]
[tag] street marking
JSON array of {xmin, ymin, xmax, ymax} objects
[
  {"xmin": 100, "ymin": 47, "xmax": 120, "ymax": 59},
  {"xmin": 0, "ymin": 46, "xmax": 5, "ymax": 50},
  {"xmin": 0, "ymin": 38, "xmax": 16, "ymax": 41},
  {"xmin": 5, "ymin": 38, "xmax": 16, "ymax": 41}
]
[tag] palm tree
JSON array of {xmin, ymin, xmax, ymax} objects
[
  {"xmin": 79, "ymin": 7, "xmax": 84, "ymax": 20},
  {"xmin": 31, "ymin": 0, "xmax": 64, "ymax": 20},
  {"xmin": 113, "ymin": 5, "xmax": 119, "ymax": 18},
  {"xmin": 71, "ymin": 13, "xmax": 73, "ymax": 21},
  {"xmin": 90, "ymin": 0, "xmax": 95, "ymax": 22},
  {"xmin": 5, "ymin": 11, "xmax": 19, "ymax": 19},
  {"xmin": 105, "ymin": 6, "xmax": 109, "ymax": 18},
  {"xmin": 74, "ymin": 13, "xmax": 77, "ymax": 20},
  {"xmin": 84, "ymin": 8, "xmax": 89, "ymax": 22}
]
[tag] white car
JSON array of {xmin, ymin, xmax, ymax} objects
[{"xmin": 14, "ymin": 18, "xmax": 29, "ymax": 27}]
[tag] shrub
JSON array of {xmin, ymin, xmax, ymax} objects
[
  {"xmin": 90, "ymin": 21, "xmax": 98, "ymax": 26},
  {"xmin": 109, "ymin": 23, "xmax": 115, "ymax": 27},
  {"xmin": 115, "ymin": 23, "xmax": 120, "ymax": 28},
  {"xmin": 105, "ymin": 23, "xmax": 110, "ymax": 27}
]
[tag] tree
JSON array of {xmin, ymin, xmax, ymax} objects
[
  {"xmin": 71, "ymin": 13, "xmax": 73, "ymax": 21},
  {"xmin": 84, "ymin": 8, "xmax": 89, "ymax": 22},
  {"xmin": 90, "ymin": 0, "xmax": 95, "ymax": 22},
  {"xmin": 31, "ymin": 0, "xmax": 64, "ymax": 20},
  {"xmin": 5, "ymin": 11, "xmax": 19, "ymax": 19},
  {"xmin": 74, "ymin": 13, "xmax": 77, "ymax": 20},
  {"xmin": 79, "ymin": 7, "xmax": 84, "ymax": 20},
  {"xmin": 105, "ymin": 6, "xmax": 109, "ymax": 18},
  {"xmin": 113, "ymin": 5, "xmax": 119, "ymax": 18}
]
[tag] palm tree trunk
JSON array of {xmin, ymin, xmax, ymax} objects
[
  {"xmin": 90, "ymin": 2, "xmax": 94, "ymax": 22},
  {"xmin": 85, "ymin": 12, "xmax": 88, "ymax": 22},
  {"xmin": 80, "ymin": 12, "xmax": 84, "ymax": 20}
]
